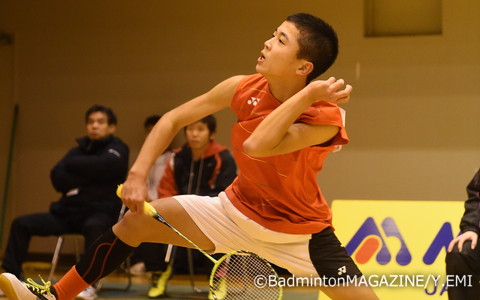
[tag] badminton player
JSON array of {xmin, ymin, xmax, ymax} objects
[{"xmin": 0, "ymin": 13, "xmax": 379, "ymax": 300}]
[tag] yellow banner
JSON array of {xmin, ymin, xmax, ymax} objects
[{"xmin": 318, "ymin": 200, "xmax": 465, "ymax": 299}]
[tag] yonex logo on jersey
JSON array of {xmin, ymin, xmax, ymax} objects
[
  {"xmin": 345, "ymin": 217, "xmax": 412, "ymax": 266},
  {"xmin": 337, "ymin": 266, "xmax": 347, "ymax": 275},
  {"xmin": 247, "ymin": 97, "xmax": 261, "ymax": 106}
]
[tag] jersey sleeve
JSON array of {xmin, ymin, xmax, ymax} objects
[{"xmin": 297, "ymin": 101, "xmax": 348, "ymax": 147}]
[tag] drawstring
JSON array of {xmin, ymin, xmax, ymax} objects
[{"xmin": 187, "ymin": 157, "xmax": 204, "ymax": 194}]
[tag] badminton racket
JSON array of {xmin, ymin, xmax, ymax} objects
[{"xmin": 117, "ymin": 184, "xmax": 282, "ymax": 299}]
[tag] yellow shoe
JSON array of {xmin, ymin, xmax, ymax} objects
[{"xmin": 148, "ymin": 265, "xmax": 173, "ymax": 298}]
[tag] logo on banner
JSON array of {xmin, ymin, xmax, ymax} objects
[
  {"xmin": 423, "ymin": 222, "xmax": 456, "ymax": 265},
  {"xmin": 346, "ymin": 217, "xmax": 457, "ymax": 267},
  {"xmin": 345, "ymin": 217, "xmax": 411, "ymax": 266}
]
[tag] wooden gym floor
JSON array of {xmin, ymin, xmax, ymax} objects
[{"xmin": 0, "ymin": 261, "xmax": 320, "ymax": 299}]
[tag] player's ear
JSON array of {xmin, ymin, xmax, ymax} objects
[
  {"xmin": 108, "ymin": 124, "xmax": 117, "ymax": 134},
  {"xmin": 209, "ymin": 131, "xmax": 216, "ymax": 141},
  {"xmin": 296, "ymin": 61, "xmax": 314, "ymax": 76}
]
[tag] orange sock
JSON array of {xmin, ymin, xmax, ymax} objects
[{"xmin": 53, "ymin": 266, "xmax": 90, "ymax": 300}]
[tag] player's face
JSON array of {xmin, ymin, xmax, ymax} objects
[
  {"xmin": 86, "ymin": 111, "xmax": 115, "ymax": 140},
  {"xmin": 256, "ymin": 21, "xmax": 303, "ymax": 78},
  {"xmin": 185, "ymin": 121, "xmax": 213, "ymax": 151}
]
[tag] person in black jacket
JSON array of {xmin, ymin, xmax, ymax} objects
[
  {"xmin": 144, "ymin": 115, "xmax": 237, "ymax": 298},
  {"xmin": 446, "ymin": 169, "xmax": 480, "ymax": 300},
  {"xmin": 157, "ymin": 114, "xmax": 237, "ymax": 198},
  {"xmin": 1, "ymin": 105, "xmax": 129, "ymax": 284}
]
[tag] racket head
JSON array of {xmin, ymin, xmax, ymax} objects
[{"xmin": 209, "ymin": 250, "xmax": 282, "ymax": 300}]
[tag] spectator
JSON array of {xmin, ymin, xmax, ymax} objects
[
  {"xmin": 146, "ymin": 115, "xmax": 237, "ymax": 298},
  {"xmin": 1, "ymin": 105, "xmax": 129, "ymax": 300},
  {"xmin": 446, "ymin": 169, "xmax": 480, "ymax": 300}
]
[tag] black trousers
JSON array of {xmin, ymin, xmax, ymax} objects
[
  {"xmin": 131, "ymin": 242, "xmax": 169, "ymax": 272},
  {"xmin": 1, "ymin": 211, "xmax": 115, "ymax": 278},
  {"xmin": 445, "ymin": 240, "xmax": 480, "ymax": 300},
  {"xmin": 131, "ymin": 243, "xmax": 214, "ymax": 274}
]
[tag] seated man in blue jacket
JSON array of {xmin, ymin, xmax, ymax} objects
[
  {"xmin": 446, "ymin": 168, "xmax": 480, "ymax": 300},
  {"xmin": 1, "ymin": 105, "xmax": 129, "ymax": 300}
]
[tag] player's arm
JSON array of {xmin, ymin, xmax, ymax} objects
[
  {"xmin": 121, "ymin": 75, "xmax": 244, "ymax": 213},
  {"xmin": 243, "ymin": 77, "xmax": 351, "ymax": 157}
]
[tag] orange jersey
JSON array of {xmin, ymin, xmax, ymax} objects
[{"xmin": 225, "ymin": 74, "xmax": 348, "ymax": 234}]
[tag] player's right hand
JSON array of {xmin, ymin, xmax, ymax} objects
[{"xmin": 118, "ymin": 177, "xmax": 148, "ymax": 215}]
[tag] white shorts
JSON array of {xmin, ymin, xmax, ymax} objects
[{"xmin": 174, "ymin": 192, "xmax": 318, "ymax": 276}]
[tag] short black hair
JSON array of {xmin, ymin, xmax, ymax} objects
[
  {"xmin": 185, "ymin": 115, "xmax": 217, "ymax": 133},
  {"xmin": 200, "ymin": 115, "xmax": 216, "ymax": 133},
  {"xmin": 85, "ymin": 105, "xmax": 117, "ymax": 125},
  {"xmin": 286, "ymin": 13, "xmax": 339, "ymax": 83},
  {"xmin": 144, "ymin": 115, "xmax": 161, "ymax": 129}
]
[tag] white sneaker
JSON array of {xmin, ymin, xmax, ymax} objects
[
  {"xmin": 75, "ymin": 286, "xmax": 97, "ymax": 300},
  {"xmin": 0, "ymin": 273, "xmax": 56, "ymax": 300},
  {"xmin": 129, "ymin": 262, "xmax": 146, "ymax": 276}
]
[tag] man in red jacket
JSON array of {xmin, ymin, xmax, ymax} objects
[{"xmin": 139, "ymin": 115, "xmax": 237, "ymax": 298}]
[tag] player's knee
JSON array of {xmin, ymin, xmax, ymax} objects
[
  {"xmin": 11, "ymin": 215, "xmax": 32, "ymax": 232},
  {"xmin": 114, "ymin": 211, "xmax": 151, "ymax": 242}
]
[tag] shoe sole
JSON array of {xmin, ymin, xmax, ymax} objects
[
  {"xmin": 75, "ymin": 295, "xmax": 98, "ymax": 300},
  {"xmin": 0, "ymin": 273, "xmax": 21, "ymax": 300},
  {"xmin": 74, "ymin": 291, "xmax": 98, "ymax": 300}
]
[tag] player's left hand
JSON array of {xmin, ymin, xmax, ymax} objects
[{"xmin": 306, "ymin": 77, "xmax": 352, "ymax": 104}]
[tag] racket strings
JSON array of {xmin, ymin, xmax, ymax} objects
[{"xmin": 210, "ymin": 253, "xmax": 281, "ymax": 300}]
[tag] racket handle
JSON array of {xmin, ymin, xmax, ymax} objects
[{"xmin": 115, "ymin": 184, "xmax": 156, "ymax": 218}]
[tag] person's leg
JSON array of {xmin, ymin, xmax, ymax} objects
[
  {"xmin": 257, "ymin": 228, "xmax": 378, "ymax": 300},
  {"xmin": 175, "ymin": 193, "xmax": 379, "ymax": 300},
  {"xmin": 142, "ymin": 243, "xmax": 169, "ymax": 272},
  {"xmin": 129, "ymin": 243, "xmax": 148, "ymax": 266},
  {"xmin": 52, "ymin": 197, "xmax": 215, "ymax": 300},
  {"xmin": 307, "ymin": 228, "xmax": 379, "ymax": 300},
  {"xmin": 72, "ymin": 213, "xmax": 117, "ymax": 298},
  {"xmin": 2, "ymin": 213, "xmax": 70, "ymax": 278},
  {"xmin": 142, "ymin": 243, "xmax": 172, "ymax": 298},
  {"xmin": 445, "ymin": 240, "xmax": 480, "ymax": 300},
  {"xmin": 191, "ymin": 249, "xmax": 214, "ymax": 274},
  {"xmin": 80, "ymin": 213, "xmax": 116, "ymax": 252},
  {"xmin": 53, "ymin": 227, "xmax": 133, "ymax": 299}
]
